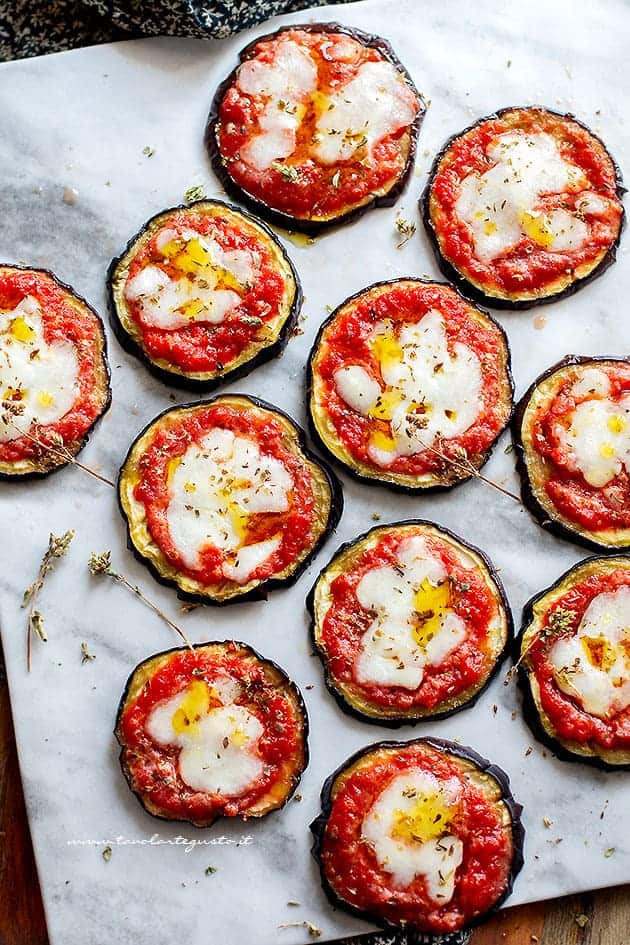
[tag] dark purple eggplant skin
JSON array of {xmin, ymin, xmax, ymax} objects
[
  {"xmin": 310, "ymin": 736, "xmax": 525, "ymax": 934},
  {"xmin": 206, "ymin": 22, "xmax": 425, "ymax": 235},
  {"xmin": 115, "ymin": 639, "xmax": 310, "ymax": 827},
  {"xmin": 306, "ymin": 277, "xmax": 515, "ymax": 494},
  {"xmin": 421, "ymin": 106, "xmax": 626, "ymax": 310},
  {"xmin": 0, "ymin": 263, "xmax": 112, "ymax": 481},
  {"xmin": 515, "ymin": 558, "xmax": 630, "ymax": 772},
  {"xmin": 107, "ymin": 200, "xmax": 303, "ymax": 392},
  {"xmin": 512, "ymin": 355, "xmax": 630, "ymax": 552},
  {"xmin": 117, "ymin": 393, "xmax": 344, "ymax": 606},
  {"xmin": 306, "ymin": 518, "xmax": 514, "ymax": 727}
]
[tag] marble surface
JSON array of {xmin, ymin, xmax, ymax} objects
[{"xmin": 0, "ymin": 1, "xmax": 629, "ymax": 943}]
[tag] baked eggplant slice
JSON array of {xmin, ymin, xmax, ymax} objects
[
  {"xmin": 422, "ymin": 106, "xmax": 624, "ymax": 308},
  {"xmin": 108, "ymin": 200, "xmax": 301, "ymax": 390},
  {"xmin": 516, "ymin": 556, "xmax": 630, "ymax": 769},
  {"xmin": 514, "ymin": 356, "xmax": 630, "ymax": 550},
  {"xmin": 0, "ymin": 264, "xmax": 110, "ymax": 477},
  {"xmin": 206, "ymin": 23, "xmax": 424, "ymax": 233},
  {"xmin": 308, "ymin": 520, "xmax": 512, "ymax": 725},
  {"xmin": 115, "ymin": 640, "xmax": 308, "ymax": 827},
  {"xmin": 311, "ymin": 737, "xmax": 524, "ymax": 935},
  {"xmin": 118, "ymin": 394, "xmax": 343, "ymax": 604},
  {"xmin": 307, "ymin": 279, "xmax": 513, "ymax": 491}
]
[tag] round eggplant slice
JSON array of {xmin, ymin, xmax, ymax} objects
[
  {"xmin": 206, "ymin": 23, "xmax": 424, "ymax": 233},
  {"xmin": 115, "ymin": 641, "xmax": 308, "ymax": 827},
  {"xmin": 108, "ymin": 200, "xmax": 301, "ymax": 390},
  {"xmin": 307, "ymin": 279, "xmax": 513, "ymax": 491},
  {"xmin": 516, "ymin": 556, "xmax": 630, "ymax": 769},
  {"xmin": 308, "ymin": 521, "xmax": 512, "ymax": 725},
  {"xmin": 422, "ymin": 106, "xmax": 624, "ymax": 308},
  {"xmin": 118, "ymin": 394, "xmax": 343, "ymax": 604},
  {"xmin": 310, "ymin": 737, "xmax": 524, "ymax": 935},
  {"xmin": 513, "ymin": 356, "xmax": 630, "ymax": 550},
  {"xmin": 0, "ymin": 265, "xmax": 111, "ymax": 478}
]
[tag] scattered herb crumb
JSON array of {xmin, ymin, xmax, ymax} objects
[
  {"xmin": 81, "ymin": 642, "xmax": 96, "ymax": 664},
  {"xmin": 142, "ymin": 146, "xmax": 155, "ymax": 158},
  {"xmin": 287, "ymin": 900, "xmax": 301, "ymax": 907},
  {"xmin": 278, "ymin": 921, "xmax": 321, "ymax": 938},
  {"xmin": 293, "ymin": 793, "xmax": 303, "ymax": 802},
  {"xmin": 372, "ymin": 512, "xmax": 381, "ymax": 521},
  {"xmin": 394, "ymin": 214, "xmax": 416, "ymax": 248},
  {"xmin": 542, "ymin": 817, "xmax": 553, "ymax": 829},
  {"xmin": 575, "ymin": 914, "xmax": 589, "ymax": 928},
  {"xmin": 184, "ymin": 184, "xmax": 206, "ymax": 204},
  {"xmin": 504, "ymin": 442, "xmax": 514, "ymax": 454},
  {"xmin": 604, "ymin": 847, "xmax": 615, "ymax": 857},
  {"xmin": 272, "ymin": 162, "xmax": 300, "ymax": 183},
  {"xmin": 331, "ymin": 170, "xmax": 341, "ymax": 188},
  {"xmin": 102, "ymin": 846, "xmax": 112, "ymax": 862},
  {"xmin": 205, "ymin": 865, "xmax": 217, "ymax": 876},
  {"xmin": 23, "ymin": 530, "xmax": 75, "ymax": 671}
]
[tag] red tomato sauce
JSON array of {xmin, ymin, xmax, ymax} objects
[
  {"xmin": 125, "ymin": 211, "xmax": 288, "ymax": 374},
  {"xmin": 216, "ymin": 29, "xmax": 419, "ymax": 220},
  {"xmin": 530, "ymin": 363, "xmax": 630, "ymax": 532},
  {"xmin": 320, "ymin": 742, "xmax": 514, "ymax": 933},
  {"xmin": 320, "ymin": 529, "xmax": 499, "ymax": 710},
  {"xmin": 134, "ymin": 404, "xmax": 316, "ymax": 587},
  {"xmin": 315, "ymin": 283, "xmax": 508, "ymax": 476},
  {"xmin": 119, "ymin": 645, "xmax": 302, "ymax": 820},
  {"xmin": 527, "ymin": 570, "xmax": 630, "ymax": 750},
  {"xmin": 430, "ymin": 110, "xmax": 623, "ymax": 296},
  {"xmin": 0, "ymin": 269, "xmax": 106, "ymax": 464}
]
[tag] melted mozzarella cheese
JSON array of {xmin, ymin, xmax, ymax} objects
[
  {"xmin": 0, "ymin": 296, "xmax": 79, "ymax": 443},
  {"xmin": 549, "ymin": 586, "xmax": 630, "ymax": 719},
  {"xmin": 125, "ymin": 228, "xmax": 256, "ymax": 330},
  {"xmin": 166, "ymin": 428, "xmax": 291, "ymax": 584},
  {"xmin": 557, "ymin": 369, "xmax": 630, "ymax": 488},
  {"xmin": 455, "ymin": 132, "xmax": 588, "ymax": 262},
  {"xmin": 362, "ymin": 770, "xmax": 463, "ymax": 900},
  {"xmin": 312, "ymin": 60, "xmax": 417, "ymax": 165},
  {"xmin": 146, "ymin": 680, "xmax": 263, "ymax": 795},
  {"xmin": 354, "ymin": 535, "xmax": 467, "ymax": 690},
  {"xmin": 334, "ymin": 310, "xmax": 482, "ymax": 468},
  {"xmin": 237, "ymin": 39, "xmax": 317, "ymax": 171}
]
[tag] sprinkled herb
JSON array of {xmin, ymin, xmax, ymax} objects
[
  {"xmin": 372, "ymin": 512, "xmax": 381, "ymax": 521},
  {"xmin": 287, "ymin": 900, "xmax": 301, "ymax": 907},
  {"xmin": 575, "ymin": 914, "xmax": 589, "ymax": 928},
  {"xmin": 604, "ymin": 847, "xmax": 616, "ymax": 857},
  {"xmin": 272, "ymin": 163, "xmax": 300, "ymax": 183},
  {"xmin": 395, "ymin": 214, "xmax": 416, "ymax": 248},
  {"xmin": 81, "ymin": 641, "xmax": 96, "ymax": 664},
  {"xmin": 142, "ymin": 146, "xmax": 155, "ymax": 157},
  {"xmin": 278, "ymin": 921, "xmax": 321, "ymax": 938},
  {"xmin": 506, "ymin": 606, "xmax": 576, "ymax": 685},
  {"xmin": 331, "ymin": 170, "xmax": 341, "ymax": 188},
  {"xmin": 504, "ymin": 442, "xmax": 514, "ymax": 454},
  {"xmin": 543, "ymin": 816, "xmax": 553, "ymax": 828},
  {"xmin": 102, "ymin": 846, "xmax": 112, "ymax": 862},
  {"xmin": 205, "ymin": 865, "xmax": 217, "ymax": 876},
  {"xmin": 293, "ymin": 793, "xmax": 303, "ymax": 802},
  {"xmin": 23, "ymin": 530, "xmax": 75, "ymax": 671},
  {"xmin": 88, "ymin": 551, "xmax": 192, "ymax": 649},
  {"xmin": 184, "ymin": 184, "xmax": 206, "ymax": 203}
]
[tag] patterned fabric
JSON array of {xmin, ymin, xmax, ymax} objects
[{"xmin": 0, "ymin": 0, "xmax": 348, "ymax": 61}]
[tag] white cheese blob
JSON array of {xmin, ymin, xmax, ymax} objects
[
  {"xmin": 557, "ymin": 369, "xmax": 630, "ymax": 488},
  {"xmin": 362, "ymin": 770, "xmax": 464, "ymax": 900},
  {"xmin": 0, "ymin": 296, "xmax": 79, "ymax": 443},
  {"xmin": 455, "ymin": 132, "xmax": 588, "ymax": 262},
  {"xmin": 549, "ymin": 586, "xmax": 630, "ymax": 719},
  {"xmin": 354, "ymin": 535, "xmax": 467, "ymax": 690},
  {"xmin": 146, "ymin": 681, "xmax": 263, "ymax": 795},
  {"xmin": 333, "ymin": 310, "xmax": 482, "ymax": 468},
  {"xmin": 166, "ymin": 428, "xmax": 292, "ymax": 584},
  {"xmin": 124, "ymin": 228, "xmax": 256, "ymax": 330},
  {"xmin": 312, "ymin": 60, "xmax": 417, "ymax": 165},
  {"xmin": 237, "ymin": 39, "xmax": 318, "ymax": 171}
]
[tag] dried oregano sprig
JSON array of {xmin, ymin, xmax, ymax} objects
[
  {"xmin": 504, "ymin": 606, "xmax": 577, "ymax": 685},
  {"xmin": 88, "ymin": 551, "xmax": 192, "ymax": 649},
  {"xmin": 23, "ymin": 530, "xmax": 75, "ymax": 671}
]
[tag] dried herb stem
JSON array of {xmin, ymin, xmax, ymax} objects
[
  {"xmin": 23, "ymin": 530, "xmax": 75, "ymax": 671},
  {"xmin": 419, "ymin": 437, "xmax": 522, "ymax": 504},
  {"xmin": 88, "ymin": 551, "xmax": 192, "ymax": 649},
  {"xmin": 504, "ymin": 606, "xmax": 577, "ymax": 685}
]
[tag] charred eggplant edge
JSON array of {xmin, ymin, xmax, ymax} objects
[
  {"xmin": 115, "ymin": 639, "xmax": 310, "ymax": 827},
  {"xmin": 206, "ymin": 22, "xmax": 425, "ymax": 234},
  {"xmin": 306, "ymin": 519, "xmax": 513, "ymax": 726},
  {"xmin": 515, "ymin": 555, "xmax": 630, "ymax": 770},
  {"xmin": 420, "ymin": 105, "xmax": 626, "ymax": 310},
  {"xmin": 306, "ymin": 277, "xmax": 514, "ymax": 493},
  {"xmin": 512, "ymin": 355, "xmax": 630, "ymax": 551},
  {"xmin": 310, "ymin": 735, "xmax": 525, "ymax": 933},
  {"xmin": 0, "ymin": 263, "xmax": 112, "ymax": 480},
  {"xmin": 107, "ymin": 200, "xmax": 302, "ymax": 391},
  {"xmin": 117, "ymin": 393, "xmax": 344, "ymax": 606}
]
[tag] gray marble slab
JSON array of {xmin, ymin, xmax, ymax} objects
[{"xmin": 0, "ymin": 1, "xmax": 628, "ymax": 943}]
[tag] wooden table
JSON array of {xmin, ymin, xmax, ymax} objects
[{"xmin": 1, "ymin": 645, "xmax": 627, "ymax": 945}]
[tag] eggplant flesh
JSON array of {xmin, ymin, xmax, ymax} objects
[
  {"xmin": 115, "ymin": 640, "xmax": 309, "ymax": 826},
  {"xmin": 513, "ymin": 356, "xmax": 630, "ymax": 551},
  {"xmin": 517, "ymin": 555, "xmax": 630, "ymax": 769},
  {"xmin": 0, "ymin": 264, "xmax": 111, "ymax": 479},
  {"xmin": 310, "ymin": 736, "xmax": 524, "ymax": 934},
  {"xmin": 118, "ymin": 394, "xmax": 343, "ymax": 605},
  {"xmin": 308, "ymin": 520, "xmax": 512, "ymax": 725},
  {"xmin": 107, "ymin": 200, "xmax": 302, "ymax": 391},
  {"xmin": 206, "ymin": 23, "xmax": 424, "ymax": 234},
  {"xmin": 307, "ymin": 278, "xmax": 514, "ymax": 492},
  {"xmin": 421, "ymin": 106, "xmax": 625, "ymax": 309}
]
